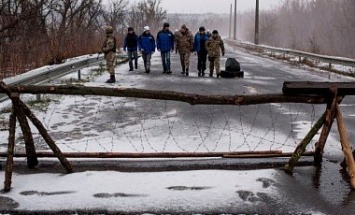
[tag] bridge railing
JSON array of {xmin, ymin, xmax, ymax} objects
[
  {"xmin": 227, "ymin": 39, "xmax": 355, "ymax": 72},
  {"xmin": 0, "ymin": 53, "xmax": 128, "ymax": 102}
]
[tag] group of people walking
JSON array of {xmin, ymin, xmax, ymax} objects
[{"xmin": 101, "ymin": 23, "xmax": 225, "ymax": 83}]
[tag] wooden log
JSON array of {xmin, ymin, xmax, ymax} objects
[
  {"xmin": 283, "ymin": 81, "xmax": 355, "ymax": 95},
  {"xmin": 284, "ymin": 112, "xmax": 326, "ymax": 172},
  {"xmin": 19, "ymin": 102, "xmax": 73, "ymax": 173},
  {"xmin": 1, "ymin": 84, "xmax": 328, "ymax": 105},
  {"xmin": 11, "ymin": 93, "xmax": 38, "ymax": 168},
  {"xmin": 0, "ymin": 82, "xmax": 72, "ymax": 173},
  {"xmin": 335, "ymin": 104, "xmax": 355, "ymax": 189},
  {"xmin": 314, "ymin": 87, "xmax": 339, "ymax": 165},
  {"xmin": 4, "ymin": 110, "xmax": 17, "ymax": 192},
  {"xmin": 223, "ymin": 152, "xmax": 314, "ymax": 158},
  {"xmin": 0, "ymin": 150, "xmax": 286, "ymax": 159}
]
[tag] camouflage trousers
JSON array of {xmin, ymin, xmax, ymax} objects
[
  {"xmin": 105, "ymin": 52, "xmax": 116, "ymax": 75},
  {"xmin": 106, "ymin": 60, "xmax": 115, "ymax": 75},
  {"xmin": 208, "ymin": 56, "xmax": 220, "ymax": 75},
  {"xmin": 179, "ymin": 52, "xmax": 191, "ymax": 71}
]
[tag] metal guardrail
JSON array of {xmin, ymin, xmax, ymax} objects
[
  {"xmin": 0, "ymin": 53, "xmax": 128, "ymax": 102},
  {"xmin": 228, "ymin": 39, "xmax": 355, "ymax": 69}
]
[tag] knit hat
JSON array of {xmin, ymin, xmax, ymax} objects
[
  {"xmin": 212, "ymin": 30, "xmax": 218, "ymax": 34},
  {"xmin": 163, "ymin": 22, "xmax": 170, "ymax": 28},
  {"xmin": 144, "ymin": 26, "xmax": 150, "ymax": 31},
  {"xmin": 199, "ymin": 26, "xmax": 205, "ymax": 31},
  {"xmin": 128, "ymin": 27, "xmax": 134, "ymax": 31},
  {"xmin": 181, "ymin": 24, "xmax": 187, "ymax": 30}
]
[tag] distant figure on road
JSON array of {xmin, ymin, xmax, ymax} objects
[
  {"xmin": 205, "ymin": 30, "xmax": 225, "ymax": 78},
  {"xmin": 138, "ymin": 26, "xmax": 156, "ymax": 74},
  {"xmin": 194, "ymin": 26, "xmax": 209, "ymax": 77},
  {"xmin": 175, "ymin": 24, "xmax": 194, "ymax": 76},
  {"xmin": 156, "ymin": 22, "xmax": 174, "ymax": 74},
  {"xmin": 101, "ymin": 26, "xmax": 117, "ymax": 83},
  {"xmin": 206, "ymin": 29, "xmax": 212, "ymax": 38},
  {"xmin": 123, "ymin": 27, "xmax": 139, "ymax": 71}
]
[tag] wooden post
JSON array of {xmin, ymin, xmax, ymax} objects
[
  {"xmin": 229, "ymin": 4, "xmax": 232, "ymax": 38},
  {"xmin": 284, "ymin": 112, "xmax": 326, "ymax": 172},
  {"xmin": 19, "ymin": 102, "xmax": 73, "ymax": 173},
  {"xmin": 12, "ymin": 94, "xmax": 38, "ymax": 168},
  {"xmin": 78, "ymin": 70, "xmax": 81, "ymax": 81},
  {"xmin": 4, "ymin": 109, "xmax": 17, "ymax": 192},
  {"xmin": 0, "ymin": 81, "xmax": 72, "ymax": 173},
  {"xmin": 254, "ymin": 0, "xmax": 259, "ymax": 45},
  {"xmin": 336, "ymin": 104, "xmax": 355, "ymax": 189},
  {"xmin": 314, "ymin": 87, "xmax": 338, "ymax": 165},
  {"xmin": 233, "ymin": 0, "xmax": 237, "ymax": 40}
]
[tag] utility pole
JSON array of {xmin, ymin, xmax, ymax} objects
[
  {"xmin": 233, "ymin": 0, "xmax": 237, "ymax": 40},
  {"xmin": 229, "ymin": 4, "xmax": 232, "ymax": 38},
  {"xmin": 254, "ymin": 0, "xmax": 259, "ymax": 44}
]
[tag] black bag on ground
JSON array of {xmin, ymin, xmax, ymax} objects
[
  {"xmin": 221, "ymin": 57, "xmax": 244, "ymax": 78},
  {"xmin": 225, "ymin": 58, "xmax": 240, "ymax": 71}
]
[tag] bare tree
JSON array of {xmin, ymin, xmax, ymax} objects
[
  {"xmin": 237, "ymin": 0, "xmax": 355, "ymax": 58},
  {"xmin": 132, "ymin": 0, "xmax": 167, "ymax": 35}
]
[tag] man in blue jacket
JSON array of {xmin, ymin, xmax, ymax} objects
[
  {"xmin": 156, "ymin": 22, "xmax": 174, "ymax": 74},
  {"xmin": 138, "ymin": 26, "xmax": 156, "ymax": 74},
  {"xmin": 123, "ymin": 27, "xmax": 139, "ymax": 71},
  {"xmin": 194, "ymin": 26, "xmax": 209, "ymax": 77}
]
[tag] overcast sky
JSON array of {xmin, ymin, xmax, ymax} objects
[{"xmin": 160, "ymin": 0, "xmax": 283, "ymax": 14}]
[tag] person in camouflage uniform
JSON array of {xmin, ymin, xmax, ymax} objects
[
  {"xmin": 205, "ymin": 30, "xmax": 225, "ymax": 78},
  {"xmin": 175, "ymin": 24, "xmax": 194, "ymax": 76},
  {"xmin": 101, "ymin": 26, "xmax": 117, "ymax": 83}
]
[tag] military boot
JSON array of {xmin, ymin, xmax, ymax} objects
[
  {"xmin": 106, "ymin": 75, "xmax": 116, "ymax": 83},
  {"xmin": 181, "ymin": 65, "xmax": 186, "ymax": 75},
  {"xmin": 185, "ymin": 67, "xmax": 189, "ymax": 76}
]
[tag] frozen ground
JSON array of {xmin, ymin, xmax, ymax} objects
[{"xmin": 1, "ymin": 45, "xmax": 355, "ymax": 214}]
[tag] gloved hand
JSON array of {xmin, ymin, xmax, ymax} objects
[{"xmin": 222, "ymin": 52, "xmax": 225, "ymax": 56}]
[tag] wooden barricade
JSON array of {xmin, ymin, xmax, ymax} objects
[
  {"xmin": 283, "ymin": 81, "xmax": 355, "ymax": 189},
  {"xmin": 1, "ymin": 81, "xmax": 355, "ymax": 191}
]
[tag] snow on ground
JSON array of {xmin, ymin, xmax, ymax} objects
[
  {"xmin": 0, "ymin": 52, "xmax": 290, "ymax": 212},
  {"xmin": 0, "ymin": 46, "xmax": 353, "ymax": 213},
  {"xmin": 0, "ymin": 169, "xmax": 280, "ymax": 212}
]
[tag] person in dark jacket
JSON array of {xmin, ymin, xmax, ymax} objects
[
  {"xmin": 123, "ymin": 27, "xmax": 139, "ymax": 71},
  {"xmin": 194, "ymin": 26, "xmax": 209, "ymax": 77},
  {"xmin": 156, "ymin": 22, "xmax": 174, "ymax": 74},
  {"xmin": 138, "ymin": 26, "xmax": 156, "ymax": 74}
]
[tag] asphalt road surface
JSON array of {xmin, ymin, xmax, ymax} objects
[{"xmin": 1, "ymin": 44, "xmax": 355, "ymax": 214}]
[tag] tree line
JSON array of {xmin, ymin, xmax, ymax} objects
[
  {"xmin": 238, "ymin": 0, "xmax": 355, "ymax": 59},
  {"xmin": 0, "ymin": 0, "xmax": 166, "ymax": 79},
  {"xmin": 1, "ymin": 0, "xmax": 354, "ymax": 79}
]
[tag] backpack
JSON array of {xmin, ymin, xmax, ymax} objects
[
  {"xmin": 225, "ymin": 58, "xmax": 241, "ymax": 72},
  {"xmin": 221, "ymin": 58, "xmax": 244, "ymax": 78}
]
